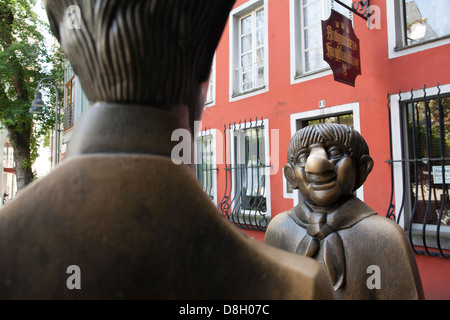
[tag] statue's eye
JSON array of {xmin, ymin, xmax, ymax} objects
[
  {"xmin": 327, "ymin": 146, "xmax": 343, "ymax": 160},
  {"xmin": 297, "ymin": 153, "xmax": 309, "ymax": 167}
]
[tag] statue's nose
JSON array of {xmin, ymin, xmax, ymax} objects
[{"xmin": 305, "ymin": 146, "xmax": 335, "ymax": 174}]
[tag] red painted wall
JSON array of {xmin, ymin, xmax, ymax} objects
[{"xmin": 201, "ymin": 0, "xmax": 450, "ymax": 299}]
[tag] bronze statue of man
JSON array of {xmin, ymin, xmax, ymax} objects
[
  {"xmin": 0, "ymin": 0, "xmax": 333, "ymax": 299},
  {"xmin": 265, "ymin": 123, "xmax": 424, "ymax": 299}
]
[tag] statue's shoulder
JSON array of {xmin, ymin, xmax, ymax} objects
[
  {"xmin": 354, "ymin": 213, "xmax": 406, "ymax": 238},
  {"xmin": 264, "ymin": 208, "xmax": 306, "ymax": 252},
  {"xmin": 266, "ymin": 209, "xmax": 296, "ymax": 232}
]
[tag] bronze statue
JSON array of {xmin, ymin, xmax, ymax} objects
[
  {"xmin": 0, "ymin": 0, "xmax": 333, "ymax": 299},
  {"xmin": 265, "ymin": 123, "xmax": 424, "ymax": 299}
]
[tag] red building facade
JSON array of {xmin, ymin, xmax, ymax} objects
[{"xmin": 196, "ymin": 0, "xmax": 450, "ymax": 299}]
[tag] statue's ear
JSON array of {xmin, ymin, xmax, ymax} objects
[
  {"xmin": 284, "ymin": 163, "xmax": 298, "ymax": 189},
  {"xmin": 355, "ymin": 155, "xmax": 374, "ymax": 190}
]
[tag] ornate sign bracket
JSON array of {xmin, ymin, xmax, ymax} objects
[{"xmin": 333, "ymin": 0, "xmax": 370, "ymax": 21}]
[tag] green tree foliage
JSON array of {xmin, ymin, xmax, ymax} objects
[{"xmin": 0, "ymin": 0, "xmax": 63, "ymax": 190}]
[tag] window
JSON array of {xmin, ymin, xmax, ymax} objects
[
  {"xmin": 389, "ymin": 84, "xmax": 450, "ymax": 255},
  {"xmin": 290, "ymin": 0, "xmax": 352, "ymax": 82},
  {"xmin": 195, "ymin": 130, "xmax": 218, "ymax": 205},
  {"xmin": 230, "ymin": 0, "xmax": 268, "ymax": 100},
  {"xmin": 64, "ymin": 75, "xmax": 75, "ymax": 133},
  {"xmin": 62, "ymin": 60, "xmax": 91, "ymax": 145},
  {"xmin": 302, "ymin": 113, "xmax": 354, "ymax": 127},
  {"xmin": 226, "ymin": 119, "xmax": 271, "ymax": 229},
  {"xmin": 205, "ymin": 55, "xmax": 216, "ymax": 107},
  {"xmin": 404, "ymin": 0, "xmax": 450, "ymax": 46},
  {"xmin": 239, "ymin": 8, "xmax": 265, "ymax": 93},
  {"xmin": 387, "ymin": 0, "xmax": 450, "ymax": 58},
  {"xmin": 288, "ymin": 102, "xmax": 361, "ymax": 202}
]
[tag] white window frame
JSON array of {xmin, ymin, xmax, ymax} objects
[
  {"xmin": 288, "ymin": 102, "xmax": 362, "ymax": 205},
  {"xmin": 389, "ymin": 84, "xmax": 450, "ymax": 237},
  {"xmin": 229, "ymin": 0, "xmax": 268, "ymax": 102},
  {"xmin": 194, "ymin": 129, "xmax": 218, "ymax": 206},
  {"xmin": 386, "ymin": 0, "xmax": 450, "ymax": 59},
  {"xmin": 229, "ymin": 118, "xmax": 272, "ymax": 217}
]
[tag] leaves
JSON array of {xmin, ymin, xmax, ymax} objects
[{"xmin": 0, "ymin": 0, "xmax": 64, "ymax": 188}]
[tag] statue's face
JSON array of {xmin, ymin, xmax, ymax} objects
[{"xmin": 293, "ymin": 142, "xmax": 356, "ymax": 207}]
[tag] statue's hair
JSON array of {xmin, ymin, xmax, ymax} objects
[
  {"xmin": 45, "ymin": 0, "xmax": 234, "ymax": 111},
  {"xmin": 287, "ymin": 123, "xmax": 370, "ymax": 165}
]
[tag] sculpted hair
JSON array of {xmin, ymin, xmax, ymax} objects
[
  {"xmin": 287, "ymin": 123, "xmax": 370, "ymax": 165},
  {"xmin": 46, "ymin": 0, "xmax": 234, "ymax": 110}
]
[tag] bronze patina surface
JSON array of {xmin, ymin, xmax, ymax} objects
[
  {"xmin": 265, "ymin": 123, "xmax": 424, "ymax": 299},
  {"xmin": 0, "ymin": 0, "xmax": 333, "ymax": 299}
]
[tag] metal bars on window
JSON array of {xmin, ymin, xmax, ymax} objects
[
  {"xmin": 219, "ymin": 118, "xmax": 270, "ymax": 231},
  {"xmin": 195, "ymin": 129, "xmax": 217, "ymax": 205},
  {"xmin": 386, "ymin": 84, "xmax": 450, "ymax": 258}
]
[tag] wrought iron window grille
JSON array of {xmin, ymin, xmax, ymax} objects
[
  {"xmin": 386, "ymin": 84, "xmax": 450, "ymax": 258},
  {"xmin": 195, "ymin": 129, "xmax": 218, "ymax": 205},
  {"xmin": 219, "ymin": 118, "xmax": 270, "ymax": 231}
]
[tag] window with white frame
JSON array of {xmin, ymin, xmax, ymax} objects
[
  {"xmin": 205, "ymin": 55, "xmax": 216, "ymax": 106},
  {"xmin": 389, "ymin": 85, "xmax": 450, "ymax": 254},
  {"xmin": 195, "ymin": 130, "xmax": 218, "ymax": 205},
  {"xmin": 290, "ymin": 0, "xmax": 352, "ymax": 81},
  {"xmin": 387, "ymin": 0, "xmax": 450, "ymax": 58},
  {"xmin": 229, "ymin": 119, "xmax": 271, "ymax": 226},
  {"xmin": 230, "ymin": 0, "xmax": 267, "ymax": 99}
]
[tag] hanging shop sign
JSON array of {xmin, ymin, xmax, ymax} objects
[{"xmin": 322, "ymin": 9, "xmax": 361, "ymax": 87}]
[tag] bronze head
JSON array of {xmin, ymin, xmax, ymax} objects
[
  {"xmin": 284, "ymin": 123, "xmax": 374, "ymax": 207},
  {"xmin": 45, "ymin": 0, "xmax": 235, "ymax": 123}
]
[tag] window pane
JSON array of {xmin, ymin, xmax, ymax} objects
[
  {"xmin": 241, "ymin": 53, "xmax": 252, "ymax": 68},
  {"xmin": 241, "ymin": 34, "xmax": 252, "ymax": 54},
  {"xmin": 256, "ymin": 28, "xmax": 264, "ymax": 47},
  {"xmin": 305, "ymin": 47, "xmax": 327, "ymax": 72},
  {"xmin": 304, "ymin": 24, "xmax": 322, "ymax": 49},
  {"xmin": 241, "ymin": 15, "xmax": 252, "ymax": 34},
  {"xmin": 339, "ymin": 114, "xmax": 354, "ymax": 127},
  {"xmin": 405, "ymin": 0, "xmax": 450, "ymax": 45},
  {"xmin": 256, "ymin": 47, "xmax": 264, "ymax": 66},
  {"xmin": 257, "ymin": 67, "xmax": 264, "ymax": 87},
  {"xmin": 242, "ymin": 71, "xmax": 253, "ymax": 91},
  {"xmin": 256, "ymin": 8, "xmax": 264, "ymax": 29},
  {"xmin": 304, "ymin": 113, "xmax": 354, "ymax": 127},
  {"xmin": 242, "ymin": 128, "xmax": 266, "ymax": 212},
  {"xmin": 303, "ymin": 0, "xmax": 321, "ymax": 27}
]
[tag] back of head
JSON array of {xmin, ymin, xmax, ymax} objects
[{"xmin": 45, "ymin": 0, "xmax": 235, "ymax": 121}]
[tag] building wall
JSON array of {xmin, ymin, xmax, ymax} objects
[{"xmin": 200, "ymin": 0, "xmax": 450, "ymax": 299}]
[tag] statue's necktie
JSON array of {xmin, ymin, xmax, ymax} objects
[{"xmin": 295, "ymin": 211, "xmax": 345, "ymax": 291}]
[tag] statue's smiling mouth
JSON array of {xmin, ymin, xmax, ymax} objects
[{"xmin": 306, "ymin": 172, "xmax": 337, "ymax": 190}]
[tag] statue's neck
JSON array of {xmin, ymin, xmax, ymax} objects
[{"xmin": 67, "ymin": 102, "xmax": 194, "ymax": 163}]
